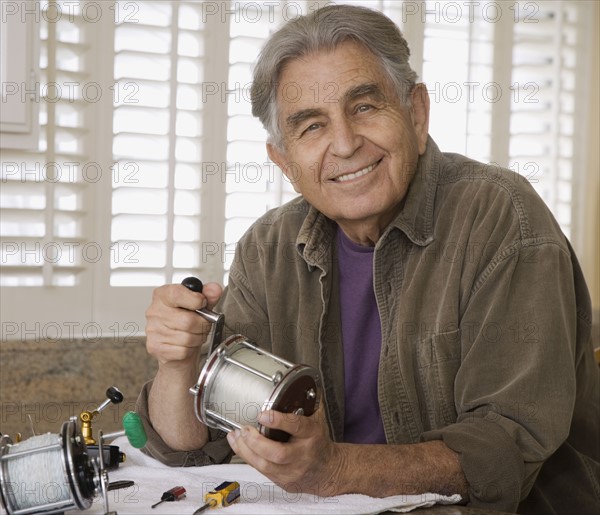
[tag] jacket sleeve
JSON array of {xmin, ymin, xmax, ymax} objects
[
  {"xmin": 421, "ymin": 238, "xmax": 580, "ymax": 511},
  {"xmin": 135, "ymin": 380, "xmax": 233, "ymax": 467}
]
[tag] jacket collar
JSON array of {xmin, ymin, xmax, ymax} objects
[{"xmin": 385, "ymin": 135, "xmax": 440, "ymax": 247}]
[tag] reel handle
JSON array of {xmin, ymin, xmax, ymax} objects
[
  {"xmin": 182, "ymin": 277, "xmax": 225, "ymax": 353},
  {"xmin": 96, "ymin": 386, "xmax": 124, "ymax": 413},
  {"xmin": 80, "ymin": 386, "xmax": 124, "ymax": 445}
]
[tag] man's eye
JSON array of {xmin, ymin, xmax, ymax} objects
[
  {"xmin": 303, "ymin": 123, "xmax": 320, "ymax": 134},
  {"xmin": 356, "ymin": 104, "xmax": 373, "ymax": 113}
]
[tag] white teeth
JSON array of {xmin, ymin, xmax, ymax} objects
[{"xmin": 335, "ymin": 163, "xmax": 375, "ymax": 182}]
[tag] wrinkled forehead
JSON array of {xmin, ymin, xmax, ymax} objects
[{"xmin": 274, "ymin": 41, "xmax": 397, "ymax": 109}]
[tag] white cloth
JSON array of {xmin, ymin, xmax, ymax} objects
[
  {"xmin": 0, "ymin": 436, "xmax": 461, "ymax": 514},
  {"xmin": 84, "ymin": 437, "xmax": 461, "ymax": 515}
]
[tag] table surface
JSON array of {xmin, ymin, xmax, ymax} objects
[
  {"xmin": 0, "ymin": 436, "xmax": 515, "ymax": 515},
  {"xmin": 410, "ymin": 507, "xmax": 513, "ymax": 514}
]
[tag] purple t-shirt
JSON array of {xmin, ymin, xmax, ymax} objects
[{"xmin": 337, "ymin": 229, "xmax": 387, "ymax": 444}]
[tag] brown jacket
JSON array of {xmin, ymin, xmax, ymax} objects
[{"xmin": 138, "ymin": 137, "xmax": 600, "ymax": 513}]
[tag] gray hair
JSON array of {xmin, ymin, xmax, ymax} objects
[{"xmin": 251, "ymin": 4, "xmax": 418, "ymax": 148}]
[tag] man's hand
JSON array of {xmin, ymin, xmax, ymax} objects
[
  {"xmin": 226, "ymin": 405, "xmax": 347, "ymax": 497},
  {"xmin": 145, "ymin": 281, "xmax": 223, "ymax": 368},
  {"xmin": 146, "ymin": 280, "xmax": 223, "ymax": 451},
  {"xmin": 227, "ymin": 405, "xmax": 468, "ymax": 499}
]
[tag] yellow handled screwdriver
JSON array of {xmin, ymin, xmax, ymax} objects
[{"xmin": 193, "ymin": 481, "xmax": 241, "ymax": 514}]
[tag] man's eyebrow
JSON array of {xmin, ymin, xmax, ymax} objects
[
  {"xmin": 342, "ymin": 83, "xmax": 386, "ymax": 104},
  {"xmin": 285, "ymin": 108, "xmax": 325, "ymax": 132}
]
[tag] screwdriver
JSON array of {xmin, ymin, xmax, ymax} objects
[
  {"xmin": 151, "ymin": 486, "xmax": 186, "ymax": 508},
  {"xmin": 193, "ymin": 481, "xmax": 241, "ymax": 514}
]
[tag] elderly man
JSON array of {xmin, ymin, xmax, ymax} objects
[{"xmin": 139, "ymin": 5, "xmax": 599, "ymax": 514}]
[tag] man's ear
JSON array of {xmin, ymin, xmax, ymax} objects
[
  {"xmin": 267, "ymin": 142, "xmax": 301, "ymax": 193},
  {"xmin": 411, "ymin": 83, "xmax": 430, "ymax": 155}
]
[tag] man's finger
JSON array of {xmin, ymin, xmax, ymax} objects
[
  {"xmin": 228, "ymin": 426, "xmax": 290, "ymax": 468},
  {"xmin": 201, "ymin": 282, "xmax": 223, "ymax": 309},
  {"xmin": 257, "ymin": 409, "xmax": 318, "ymax": 438},
  {"xmin": 161, "ymin": 283, "xmax": 209, "ymax": 311},
  {"xmin": 146, "ymin": 304, "xmax": 207, "ymax": 335}
]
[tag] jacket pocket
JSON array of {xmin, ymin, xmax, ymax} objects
[{"xmin": 415, "ymin": 329, "xmax": 461, "ymax": 429}]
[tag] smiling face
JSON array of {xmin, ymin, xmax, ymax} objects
[{"xmin": 267, "ymin": 41, "xmax": 430, "ymax": 246}]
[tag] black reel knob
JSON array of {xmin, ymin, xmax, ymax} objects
[
  {"xmin": 182, "ymin": 276, "xmax": 203, "ymax": 293},
  {"xmin": 106, "ymin": 386, "xmax": 123, "ymax": 404}
]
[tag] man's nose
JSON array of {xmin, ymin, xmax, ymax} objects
[{"xmin": 330, "ymin": 117, "xmax": 362, "ymax": 158}]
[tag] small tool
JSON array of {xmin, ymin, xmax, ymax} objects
[
  {"xmin": 151, "ymin": 486, "xmax": 187, "ymax": 509},
  {"xmin": 194, "ymin": 481, "xmax": 241, "ymax": 513},
  {"xmin": 107, "ymin": 480, "xmax": 135, "ymax": 491}
]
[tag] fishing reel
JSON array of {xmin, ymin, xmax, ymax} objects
[
  {"xmin": 183, "ymin": 277, "xmax": 321, "ymax": 442},
  {"xmin": 0, "ymin": 387, "xmax": 147, "ymax": 515}
]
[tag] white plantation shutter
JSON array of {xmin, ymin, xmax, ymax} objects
[
  {"xmin": 420, "ymin": 1, "xmax": 497, "ymax": 163},
  {"xmin": 383, "ymin": 0, "xmax": 592, "ymax": 242},
  {"xmin": 1, "ymin": 0, "xmax": 111, "ymax": 338},
  {"xmin": 110, "ymin": 0, "xmax": 222, "ymax": 287},
  {"xmin": 0, "ymin": 0, "xmax": 596, "ymax": 339},
  {"xmin": 1, "ymin": 2, "xmax": 93, "ymax": 287},
  {"xmin": 94, "ymin": 0, "xmax": 234, "ymax": 329},
  {"xmin": 507, "ymin": 1, "xmax": 594, "ymax": 243},
  {"xmin": 223, "ymin": 1, "xmax": 297, "ymax": 274}
]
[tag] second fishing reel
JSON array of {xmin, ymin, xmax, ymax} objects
[{"xmin": 0, "ymin": 387, "xmax": 147, "ymax": 515}]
